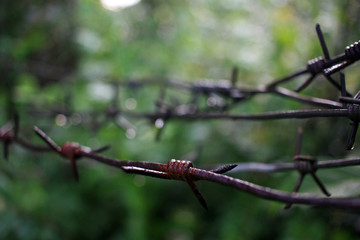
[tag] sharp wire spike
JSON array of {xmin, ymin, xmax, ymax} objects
[
  {"xmin": 354, "ymin": 90, "xmax": 360, "ymax": 100},
  {"xmin": 92, "ymin": 145, "xmax": 110, "ymax": 153},
  {"xmin": 186, "ymin": 178, "xmax": 208, "ymax": 210},
  {"xmin": 340, "ymin": 72, "xmax": 346, "ymax": 97},
  {"xmin": 295, "ymin": 75, "xmax": 315, "ymax": 92},
  {"xmin": 70, "ymin": 156, "xmax": 79, "ymax": 182},
  {"xmin": 315, "ymin": 24, "xmax": 331, "ymax": 60},
  {"xmin": 324, "ymin": 75, "xmax": 351, "ymax": 96},
  {"xmin": 211, "ymin": 164, "xmax": 238, "ymax": 174},
  {"xmin": 284, "ymin": 174, "xmax": 305, "ymax": 209},
  {"xmin": 33, "ymin": 126, "xmax": 61, "ymax": 152},
  {"xmin": 267, "ymin": 69, "xmax": 308, "ymax": 89},
  {"xmin": 346, "ymin": 123, "xmax": 358, "ymax": 150},
  {"xmin": 310, "ymin": 172, "xmax": 331, "ymax": 197}
]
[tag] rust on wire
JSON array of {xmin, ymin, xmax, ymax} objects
[
  {"xmin": 0, "ymin": 124, "xmax": 359, "ymax": 209},
  {"xmin": 33, "ymin": 126, "xmax": 108, "ymax": 181},
  {"xmin": 167, "ymin": 159, "xmax": 208, "ymax": 210},
  {"xmin": 2, "ymin": 23, "xmax": 360, "ymax": 211}
]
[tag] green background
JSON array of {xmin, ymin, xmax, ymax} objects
[{"xmin": 1, "ymin": 0, "xmax": 360, "ymax": 239}]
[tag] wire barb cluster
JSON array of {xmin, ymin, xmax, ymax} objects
[
  {"xmin": 167, "ymin": 159, "xmax": 193, "ymax": 180},
  {"xmin": 285, "ymin": 128, "xmax": 330, "ymax": 209},
  {"xmin": 2, "ymin": 24, "xmax": 360, "ymax": 210}
]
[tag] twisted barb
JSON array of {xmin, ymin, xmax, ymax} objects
[
  {"xmin": 167, "ymin": 159, "xmax": 193, "ymax": 180},
  {"xmin": 285, "ymin": 128, "xmax": 330, "ymax": 209},
  {"xmin": 167, "ymin": 159, "xmax": 208, "ymax": 210}
]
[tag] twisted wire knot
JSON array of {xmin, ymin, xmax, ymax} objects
[
  {"xmin": 167, "ymin": 159, "xmax": 193, "ymax": 180},
  {"xmin": 307, "ymin": 57, "xmax": 325, "ymax": 75},
  {"xmin": 61, "ymin": 142, "xmax": 82, "ymax": 160},
  {"xmin": 345, "ymin": 41, "xmax": 360, "ymax": 62},
  {"xmin": 348, "ymin": 104, "xmax": 360, "ymax": 122},
  {"xmin": 294, "ymin": 156, "xmax": 317, "ymax": 174}
]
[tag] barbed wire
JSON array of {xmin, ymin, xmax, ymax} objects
[
  {"xmin": 2, "ymin": 123, "xmax": 360, "ymax": 209},
  {"xmin": 2, "ymin": 24, "xmax": 360, "ymax": 210}
]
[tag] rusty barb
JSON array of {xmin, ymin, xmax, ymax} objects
[
  {"xmin": 33, "ymin": 126, "xmax": 109, "ymax": 181},
  {"xmin": 167, "ymin": 160, "xmax": 208, "ymax": 209}
]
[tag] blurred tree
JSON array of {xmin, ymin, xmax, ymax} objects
[{"xmin": 0, "ymin": 0, "xmax": 78, "ymax": 117}]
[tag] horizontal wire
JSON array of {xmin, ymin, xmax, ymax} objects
[
  {"xmin": 191, "ymin": 168, "xmax": 360, "ymax": 209},
  {"xmin": 230, "ymin": 158, "xmax": 360, "ymax": 173},
  {"xmin": 123, "ymin": 108, "xmax": 349, "ymax": 121}
]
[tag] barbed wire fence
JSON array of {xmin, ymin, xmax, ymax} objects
[{"xmin": 2, "ymin": 24, "xmax": 360, "ymax": 210}]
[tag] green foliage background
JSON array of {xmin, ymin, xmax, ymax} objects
[{"xmin": 1, "ymin": 0, "xmax": 360, "ymax": 239}]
